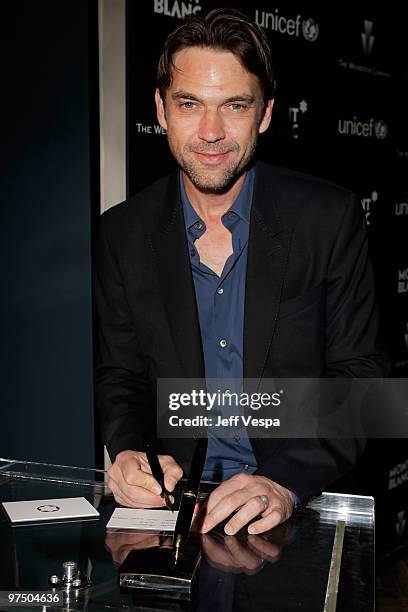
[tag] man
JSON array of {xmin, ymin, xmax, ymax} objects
[{"xmin": 95, "ymin": 8, "xmax": 387, "ymax": 536}]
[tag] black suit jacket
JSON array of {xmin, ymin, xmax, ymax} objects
[{"xmin": 95, "ymin": 162, "xmax": 388, "ymax": 501}]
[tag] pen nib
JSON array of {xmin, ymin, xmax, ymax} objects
[{"xmin": 164, "ymin": 493, "xmax": 173, "ymax": 512}]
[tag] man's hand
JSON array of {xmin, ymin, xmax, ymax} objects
[
  {"xmin": 105, "ymin": 530, "xmax": 173, "ymax": 566},
  {"xmin": 198, "ymin": 473, "xmax": 294, "ymax": 535},
  {"xmin": 201, "ymin": 519, "xmax": 294, "ymax": 574},
  {"xmin": 107, "ymin": 450, "xmax": 183, "ymax": 508}
]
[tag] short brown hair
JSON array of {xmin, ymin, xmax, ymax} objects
[{"xmin": 157, "ymin": 8, "xmax": 276, "ymax": 103}]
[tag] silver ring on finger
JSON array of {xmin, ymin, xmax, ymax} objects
[{"xmin": 258, "ymin": 494, "xmax": 269, "ymax": 510}]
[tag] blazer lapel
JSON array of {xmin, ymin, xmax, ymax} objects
[
  {"xmin": 148, "ymin": 173, "xmax": 205, "ymax": 379},
  {"xmin": 243, "ymin": 165, "xmax": 293, "ymax": 380}
]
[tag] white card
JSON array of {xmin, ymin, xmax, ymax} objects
[
  {"xmin": 106, "ymin": 507, "xmax": 179, "ymax": 531},
  {"xmin": 2, "ymin": 497, "xmax": 99, "ymax": 523}
]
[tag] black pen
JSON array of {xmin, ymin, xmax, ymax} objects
[
  {"xmin": 144, "ymin": 440, "xmax": 174, "ymax": 512},
  {"xmin": 173, "ymin": 437, "xmax": 208, "ymax": 559}
]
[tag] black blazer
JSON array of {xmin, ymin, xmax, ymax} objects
[{"xmin": 95, "ymin": 162, "xmax": 388, "ymax": 501}]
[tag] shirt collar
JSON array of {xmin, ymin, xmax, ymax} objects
[{"xmin": 180, "ymin": 167, "xmax": 254, "ymax": 229}]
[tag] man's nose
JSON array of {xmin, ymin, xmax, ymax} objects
[{"xmin": 197, "ymin": 108, "xmax": 226, "ymax": 142}]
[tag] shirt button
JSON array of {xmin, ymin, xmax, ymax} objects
[
  {"xmin": 194, "ymin": 221, "xmax": 203, "ymax": 230},
  {"xmin": 190, "ymin": 248, "xmax": 196, "ymax": 256},
  {"xmin": 243, "ymin": 463, "xmax": 249, "ymax": 471},
  {"xmin": 219, "ymin": 339, "xmax": 227, "ymax": 348},
  {"xmin": 234, "ymin": 435, "xmax": 240, "ymax": 443},
  {"xmin": 217, "ymin": 287, "xmax": 224, "ymax": 295}
]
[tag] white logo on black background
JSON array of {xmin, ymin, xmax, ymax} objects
[
  {"xmin": 361, "ymin": 20, "xmax": 375, "ymax": 58},
  {"xmin": 361, "ymin": 191, "xmax": 378, "ymax": 226},
  {"xmin": 338, "ymin": 117, "xmax": 388, "ymax": 139},
  {"xmin": 339, "ymin": 19, "xmax": 390, "ymax": 77},
  {"xmin": 302, "ymin": 18, "xmax": 319, "ymax": 42},
  {"xmin": 398, "ymin": 268, "xmax": 408, "ymax": 294},
  {"xmin": 136, "ymin": 122, "xmax": 167, "ymax": 136},
  {"xmin": 289, "ymin": 100, "xmax": 308, "ymax": 139},
  {"xmin": 255, "ymin": 10, "xmax": 319, "ymax": 42},
  {"xmin": 375, "ymin": 120, "xmax": 388, "ymax": 139},
  {"xmin": 389, "ymin": 460, "xmax": 408, "ymax": 489},
  {"xmin": 395, "ymin": 201, "xmax": 408, "ymax": 216},
  {"xmin": 154, "ymin": 0, "xmax": 202, "ymax": 19}
]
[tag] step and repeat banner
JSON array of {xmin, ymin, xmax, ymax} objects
[{"xmin": 125, "ymin": 1, "xmax": 408, "ymax": 558}]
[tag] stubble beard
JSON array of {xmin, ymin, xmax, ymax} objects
[{"xmin": 169, "ymin": 138, "xmax": 258, "ymax": 193}]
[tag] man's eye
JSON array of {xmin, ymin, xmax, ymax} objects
[
  {"xmin": 180, "ymin": 101, "xmax": 196, "ymax": 110},
  {"xmin": 229, "ymin": 103, "xmax": 247, "ymax": 111}
]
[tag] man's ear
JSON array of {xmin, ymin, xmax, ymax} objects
[
  {"xmin": 259, "ymin": 98, "xmax": 274, "ymax": 134},
  {"xmin": 155, "ymin": 88, "xmax": 168, "ymax": 130}
]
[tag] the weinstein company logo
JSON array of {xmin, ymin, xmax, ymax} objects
[
  {"xmin": 289, "ymin": 100, "xmax": 308, "ymax": 139},
  {"xmin": 154, "ymin": 0, "xmax": 201, "ymax": 19},
  {"xmin": 339, "ymin": 20, "xmax": 390, "ymax": 77},
  {"xmin": 338, "ymin": 117, "xmax": 388, "ymax": 139},
  {"xmin": 136, "ymin": 122, "xmax": 166, "ymax": 135},
  {"xmin": 361, "ymin": 20, "xmax": 375, "ymax": 59},
  {"xmin": 255, "ymin": 9, "xmax": 319, "ymax": 42},
  {"xmin": 361, "ymin": 191, "xmax": 378, "ymax": 226}
]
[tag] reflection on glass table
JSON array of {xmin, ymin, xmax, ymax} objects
[{"xmin": 0, "ymin": 460, "xmax": 374, "ymax": 611}]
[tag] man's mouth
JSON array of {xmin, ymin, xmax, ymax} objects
[{"xmin": 193, "ymin": 151, "xmax": 230, "ymax": 164}]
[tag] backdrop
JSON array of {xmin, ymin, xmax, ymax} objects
[{"xmin": 125, "ymin": 1, "xmax": 408, "ymax": 559}]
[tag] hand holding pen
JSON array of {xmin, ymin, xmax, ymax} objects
[
  {"xmin": 144, "ymin": 440, "xmax": 175, "ymax": 511},
  {"xmin": 107, "ymin": 448, "xmax": 183, "ymax": 509}
]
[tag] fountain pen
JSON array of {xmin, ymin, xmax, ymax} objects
[
  {"xmin": 144, "ymin": 440, "xmax": 174, "ymax": 512},
  {"xmin": 173, "ymin": 438, "xmax": 208, "ymax": 558}
]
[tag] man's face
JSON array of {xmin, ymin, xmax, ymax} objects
[{"xmin": 155, "ymin": 47, "xmax": 274, "ymax": 193}]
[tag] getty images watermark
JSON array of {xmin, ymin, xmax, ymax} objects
[
  {"xmin": 168, "ymin": 388, "xmax": 282, "ymax": 430},
  {"xmin": 156, "ymin": 378, "xmax": 408, "ymax": 439}
]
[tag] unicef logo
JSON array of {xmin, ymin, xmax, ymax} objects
[
  {"xmin": 375, "ymin": 120, "xmax": 388, "ymax": 139},
  {"xmin": 302, "ymin": 18, "xmax": 319, "ymax": 42}
]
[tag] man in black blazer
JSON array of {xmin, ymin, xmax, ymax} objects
[{"xmin": 95, "ymin": 9, "xmax": 387, "ymax": 535}]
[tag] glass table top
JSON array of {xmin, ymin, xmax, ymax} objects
[{"xmin": 0, "ymin": 460, "xmax": 374, "ymax": 611}]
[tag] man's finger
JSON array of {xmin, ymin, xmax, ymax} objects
[
  {"xmin": 201, "ymin": 534, "xmax": 242, "ymax": 572},
  {"xmin": 161, "ymin": 457, "xmax": 183, "ymax": 492},
  {"xmin": 223, "ymin": 536, "xmax": 262, "ymax": 572},
  {"xmin": 120, "ymin": 464, "xmax": 162, "ymax": 494},
  {"xmin": 223, "ymin": 495, "xmax": 274, "ymax": 535},
  {"xmin": 120, "ymin": 485, "xmax": 166, "ymax": 507},
  {"xmin": 108, "ymin": 478, "xmax": 140, "ymax": 507},
  {"xmin": 112, "ymin": 452, "xmax": 161, "ymax": 493},
  {"xmin": 204, "ymin": 475, "xmax": 246, "ymax": 514},
  {"xmin": 200, "ymin": 489, "xmax": 249, "ymax": 533},
  {"xmin": 109, "ymin": 477, "xmax": 166, "ymax": 508},
  {"xmin": 247, "ymin": 534, "xmax": 281, "ymax": 561},
  {"xmin": 109, "ymin": 484, "xmax": 138, "ymax": 508},
  {"xmin": 247, "ymin": 508, "xmax": 283, "ymax": 534}
]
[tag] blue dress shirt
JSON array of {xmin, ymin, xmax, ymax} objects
[{"xmin": 180, "ymin": 169, "xmax": 257, "ymax": 482}]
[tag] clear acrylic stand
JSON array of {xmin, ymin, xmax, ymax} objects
[{"xmin": 0, "ymin": 457, "xmax": 110, "ymax": 494}]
